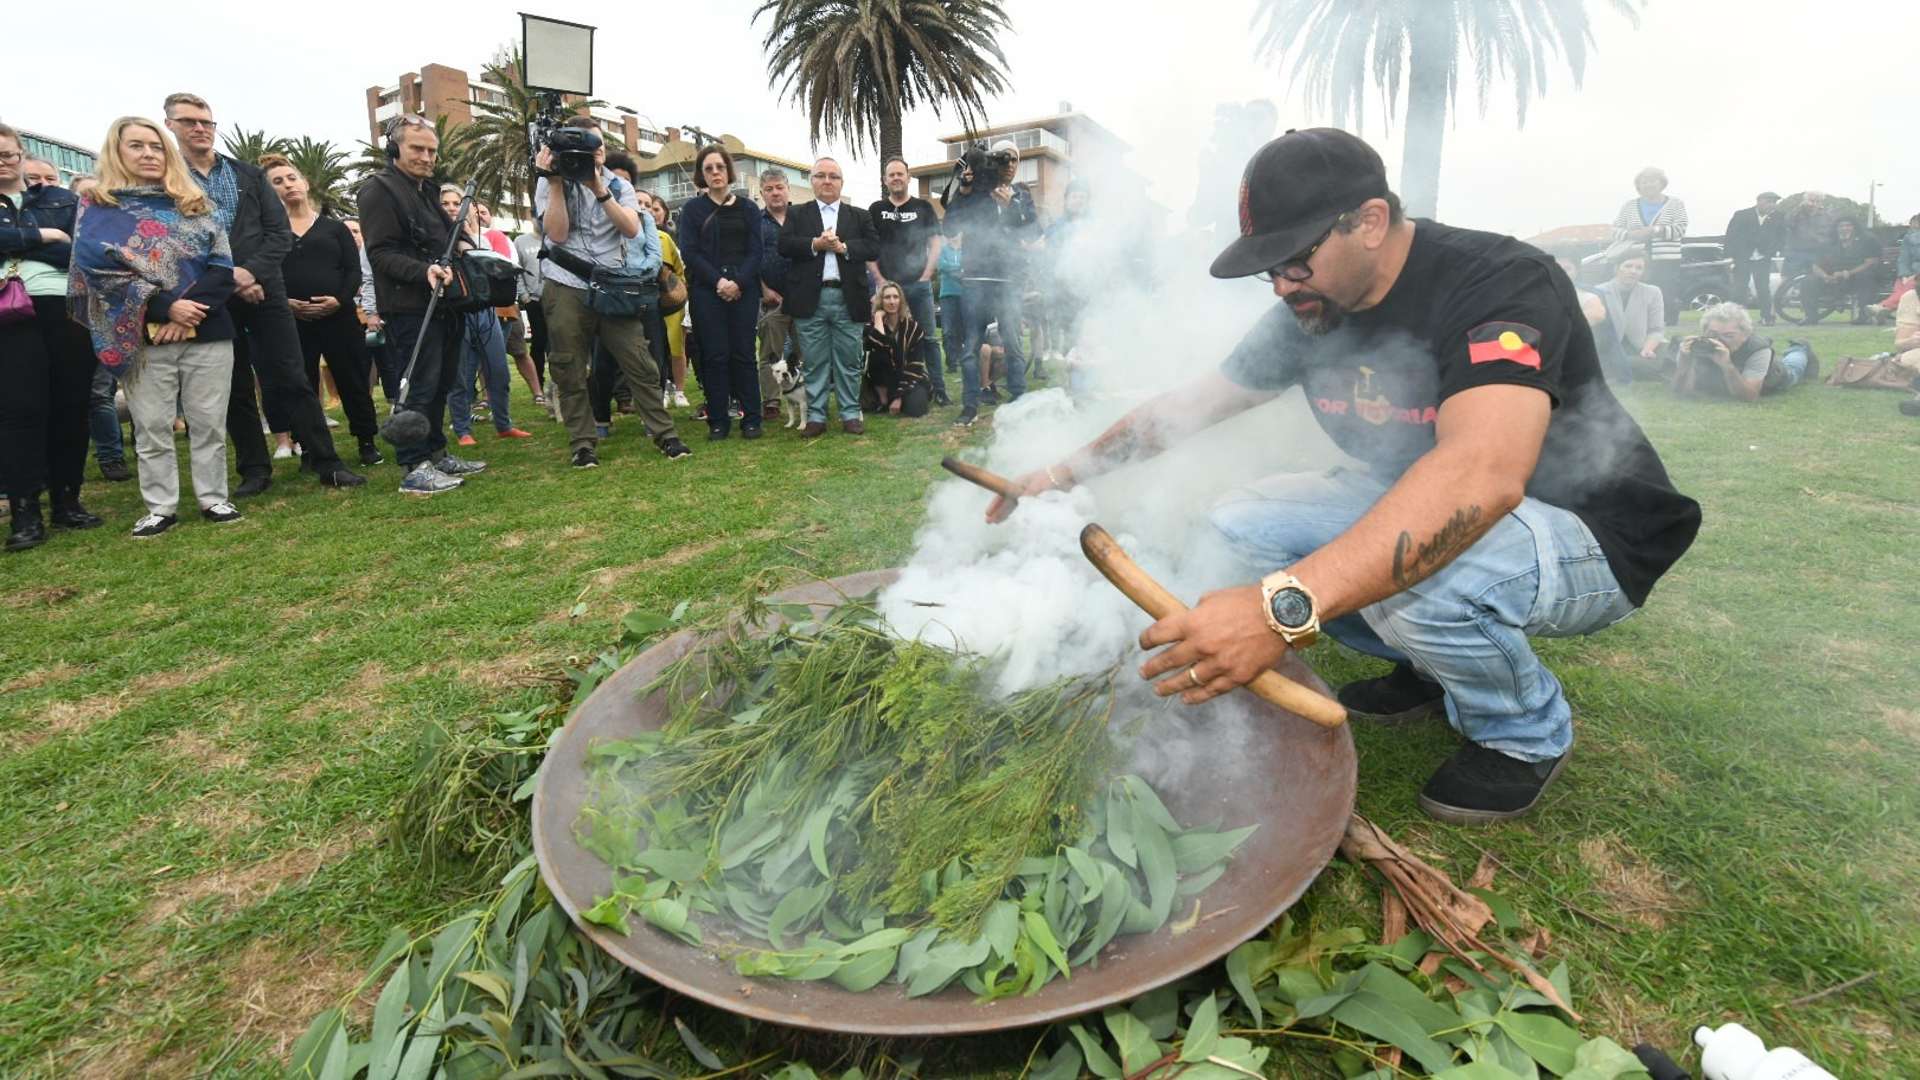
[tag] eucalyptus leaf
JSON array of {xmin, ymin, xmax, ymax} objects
[
  {"xmin": 673, "ymin": 1017, "xmax": 725, "ymax": 1070},
  {"xmin": 1067, "ymin": 1021, "xmax": 1123, "ymax": 1080},
  {"xmin": 1030, "ymin": 1042, "xmax": 1084, "ymax": 1080},
  {"xmin": 1225, "ymin": 941, "xmax": 1265, "ymax": 1026},
  {"xmin": 1133, "ymin": 801, "xmax": 1177, "ymax": 923},
  {"xmin": 1129, "ymin": 985, "xmax": 1180, "ymax": 1040},
  {"xmin": 1171, "ymin": 825, "xmax": 1259, "ymax": 874},
  {"xmin": 1494, "ymin": 1010, "xmax": 1583, "ymax": 1076},
  {"xmin": 1179, "ymin": 992, "xmax": 1222, "ymax": 1063},
  {"xmin": 1329, "ymin": 988, "xmax": 1456, "ymax": 1073},
  {"xmin": 367, "ymin": 963, "xmax": 410, "ymax": 1080},
  {"xmin": 829, "ymin": 946, "xmax": 899, "ymax": 992},
  {"xmin": 1103, "ymin": 1008, "xmax": 1161, "ymax": 1075}
]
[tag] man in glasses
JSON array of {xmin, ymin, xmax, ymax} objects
[
  {"xmin": 988, "ymin": 128, "xmax": 1701, "ymax": 826},
  {"xmin": 163, "ymin": 92, "xmax": 365, "ymax": 493},
  {"xmin": 1671, "ymin": 301, "xmax": 1811, "ymax": 401}
]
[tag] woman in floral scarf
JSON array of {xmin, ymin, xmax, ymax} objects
[{"xmin": 68, "ymin": 117, "xmax": 239, "ymax": 538}]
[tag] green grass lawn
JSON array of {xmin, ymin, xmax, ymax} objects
[{"xmin": 2, "ymin": 318, "xmax": 1915, "ymax": 1078}]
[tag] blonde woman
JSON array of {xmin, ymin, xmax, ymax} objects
[
  {"xmin": 863, "ymin": 281, "xmax": 929, "ymax": 417},
  {"xmin": 69, "ymin": 117, "xmax": 240, "ymax": 537}
]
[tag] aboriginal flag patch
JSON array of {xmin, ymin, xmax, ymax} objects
[{"xmin": 1466, "ymin": 322, "xmax": 1543, "ymax": 369}]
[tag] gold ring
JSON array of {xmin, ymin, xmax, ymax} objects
[{"xmin": 1187, "ymin": 668, "xmax": 1203, "ymax": 688}]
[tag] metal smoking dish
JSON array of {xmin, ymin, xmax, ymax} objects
[{"xmin": 532, "ymin": 570, "xmax": 1356, "ymax": 1036}]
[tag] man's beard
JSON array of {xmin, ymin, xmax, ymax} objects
[{"xmin": 1286, "ymin": 290, "xmax": 1348, "ymax": 335}]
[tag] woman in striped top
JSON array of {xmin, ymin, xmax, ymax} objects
[{"xmin": 1610, "ymin": 167, "xmax": 1688, "ymax": 325}]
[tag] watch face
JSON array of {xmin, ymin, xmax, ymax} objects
[{"xmin": 1270, "ymin": 587, "xmax": 1313, "ymax": 630}]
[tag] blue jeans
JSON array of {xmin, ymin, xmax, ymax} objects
[
  {"xmin": 899, "ymin": 280, "xmax": 948, "ymax": 400},
  {"xmin": 89, "ymin": 362, "xmax": 124, "ymax": 466},
  {"xmin": 795, "ymin": 290, "xmax": 863, "ymax": 424},
  {"xmin": 1208, "ymin": 467, "xmax": 1637, "ymax": 762},
  {"xmin": 938, "ymin": 291, "xmax": 968, "ymax": 375},
  {"xmin": 1777, "ymin": 343, "xmax": 1810, "ymax": 388},
  {"xmin": 962, "ymin": 279, "xmax": 1025, "ymax": 409},
  {"xmin": 450, "ymin": 310, "xmax": 513, "ymax": 436}
]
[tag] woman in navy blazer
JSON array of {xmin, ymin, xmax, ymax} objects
[{"xmin": 675, "ymin": 145, "xmax": 765, "ymax": 439}]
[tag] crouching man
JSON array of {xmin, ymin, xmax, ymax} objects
[{"xmin": 989, "ymin": 129, "xmax": 1702, "ymax": 825}]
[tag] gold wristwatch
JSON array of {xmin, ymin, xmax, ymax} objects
[{"xmin": 1259, "ymin": 571, "xmax": 1321, "ymax": 648}]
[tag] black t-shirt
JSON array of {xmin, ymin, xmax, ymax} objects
[
  {"xmin": 1220, "ymin": 221, "xmax": 1701, "ymax": 606},
  {"xmin": 282, "ymin": 215, "xmax": 362, "ymax": 312},
  {"xmin": 869, "ymin": 196, "xmax": 939, "ymax": 282},
  {"xmin": 713, "ymin": 200, "xmax": 750, "ymax": 264}
]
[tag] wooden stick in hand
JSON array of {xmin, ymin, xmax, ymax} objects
[
  {"xmin": 941, "ymin": 456, "xmax": 1023, "ymax": 503},
  {"xmin": 1079, "ymin": 523, "xmax": 1348, "ymax": 729}
]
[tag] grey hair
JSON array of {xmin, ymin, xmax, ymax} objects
[
  {"xmin": 758, "ymin": 168, "xmax": 787, "ymax": 185},
  {"xmin": 1634, "ymin": 166, "xmax": 1668, "ymax": 190},
  {"xmin": 1700, "ymin": 301, "xmax": 1752, "ymax": 334}
]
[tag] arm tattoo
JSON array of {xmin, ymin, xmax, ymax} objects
[{"xmin": 1390, "ymin": 506, "xmax": 1486, "ymax": 589}]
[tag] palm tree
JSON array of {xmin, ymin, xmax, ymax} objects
[
  {"xmin": 221, "ymin": 127, "xmax": 290, "ymax": 165},
  {"xmin": 464, "ymin": 53, "xmax": 614, "ymax": 222},
  {"xmin": 1253, "ymin": 0, "xmax": 1641, "ymax": 218},
  {"xmin": 281, "ymin": 137, "xmax": 354, "ymax": 216},
  {"xmin": 752, "ymin": 0, "xmax": 1013, "ymax": 171}
]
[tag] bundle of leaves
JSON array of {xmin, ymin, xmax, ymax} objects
[{"xmin": 572, "ymin": 594, "xmax": 1258, "ymax": 998}]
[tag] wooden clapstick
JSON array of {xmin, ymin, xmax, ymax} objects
[
  {"xmin": 1079, "ymin": 524, "xmax": 1349, "ymax": 729},
  {"xmin": 940, "ymin": 456, "xmax": 1023, "ymax": 503}
]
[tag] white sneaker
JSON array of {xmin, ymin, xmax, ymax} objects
[
  {"xmin": 672, "ymin": 388, "xmax": 690, "ymax": 408},
  {"xmin": 324, "ymin": 416, "xmax": 340, "ymax": 428},
  {"xmin": 661, "ymin": 386, "xmax": 673, "ymax": 408},
  {"xmin": 272, "ymin": 445, "xmax": 293, "ymax": 460}
]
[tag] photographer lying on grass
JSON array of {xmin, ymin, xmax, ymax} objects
[{"xmin": 1671, "ymin": 301, "xmax": 1812, "ymax": 402}]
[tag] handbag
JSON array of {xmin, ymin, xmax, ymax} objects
[
  {"xmin": 658, "ymin": 264, "xmax": 687, "ymax": 315},
  {"xmin": 0, "ymin": 260, "xmax": 33, "ymax": 325},
  {"xmin": 1824, "ymin": 352, "xmax": 1918, "ymax": 391},
  {"xmin": 447, "ymin": 251, "xmax": 519, "ymax": 313}
]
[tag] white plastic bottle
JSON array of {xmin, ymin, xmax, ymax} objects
[{"xmin": 1694, "ymin": 1023, "xmax": 1838, "ymax": 1080}]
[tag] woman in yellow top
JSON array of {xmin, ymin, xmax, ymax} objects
[{"xmin": 644, "ymin": 191, "xmax": 690, "ymax": 408}]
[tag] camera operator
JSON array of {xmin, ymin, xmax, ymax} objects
[
  {"xmin": 536, "ymin": 118, "xmax": 689, "ymax": 467},
  {"xmin": 356, "ymin": 114, "xmax": 483, "ymax": 495},
  {"xmin": 1672, "ymin": 301, "xmax": 1808, "ymax": 401},
  {"xmin": 941, "ymin": 138, "xmax": 1036, "ymax": 426}
]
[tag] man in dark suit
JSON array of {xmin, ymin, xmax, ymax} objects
[
  {"xmin": 1724, "ymin": 191, "xmax": 1784, "ymax": 325},
  {"xmin": 164, "ymin": 93, "xmax": 364, "ymax": 494},
  {"xmin": 777, "ymin": 157, "xmax": 879, "ymax": 437}
]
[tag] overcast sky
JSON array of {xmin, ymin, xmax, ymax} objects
[{"xmin": 14, "ymin": 0, "xmax": 1918, "ymax": 237}]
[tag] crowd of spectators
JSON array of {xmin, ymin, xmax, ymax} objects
[{"xmin": 5, "ymin": 108, "xmax": 1919, "ymax": 551}]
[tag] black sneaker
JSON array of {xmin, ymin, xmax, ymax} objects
[
  {"xmin": 571, "ymin": 446, "xmax": 599, "ymax": 469},
  {"xmin": 952, "ymin": 407, "xmax": 978, "ymax": 427},
  {"xmin": 1337, "ymin": 662, "xmax": 1445, "ymax": 723},
  {"xmin": 740, "ymin": 424, "xmax": 762, "ymax": 440},
  {"xmin": 131, "ymin": 513, "xmax": 178, "ymax": 538},
  {"xmin": 358, "ymin": 439, "xmax": 385, "ymax": 466},
  {"xmin": 100, "ymin": 459, "xmax": 132, "ymax": 482},
  {"xmin": 708, "ymin": 426, "xmax": 729, "ymax": 441},
  {"xmin": 1418, "ymin": 743, "xmax": 1570, "ymax": 825},
  {"xmin": 661, "ymin": 438, "xmax": 692, "ymax": 461},
  {"xmin": 232, "ymin": 474, "xmax": 272, "ymax": 498},
  {"xmin": 201, "ymin": 501, "xmax": 243, "ymax": 523},
  {"xmin": 317, "ymin": 466, "xmax": 367, "ymax": 488}
]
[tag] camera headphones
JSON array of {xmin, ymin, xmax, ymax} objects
[{"xmin": 384, "ymin": 115, "xmax": 433, "ymax": 160}]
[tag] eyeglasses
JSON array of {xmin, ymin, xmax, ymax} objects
[
  {"xmin": 172, "ymin": 118, "xmax": 218, "ymax": 130},
  {"xmin": 1257, "ymin": 213, "xmax": 1353, "ymax": 283}
]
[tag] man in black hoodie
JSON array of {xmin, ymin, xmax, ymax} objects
[
  {"xmin": 941, "ymin": 140, "xmax": 1036, "ymax": 425},
  {"xmin": 163, "ymin": 93, "xmax": 364, "ymax": 493}
]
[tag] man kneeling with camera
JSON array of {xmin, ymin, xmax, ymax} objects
[
  {"xmin": 1671, "ymin": 301, "xmax": 1811, "ymax": 402},
  {"xmin": 535, "ymin": 118, "xmax": 689, "ymax": 469}
]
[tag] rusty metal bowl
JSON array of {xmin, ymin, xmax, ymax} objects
[{"xmin": 532, "ymin": 571, "xmax": 1356, "ymax": 1036}]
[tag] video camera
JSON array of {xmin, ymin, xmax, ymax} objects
[
  {"xmin": 530, "ymin": 101, "xmax": 602, "ymax": 184},
  {"xmin": 952, "ymin": 141, "xmax": 1016, "ymax": 188},
  {"xmin": 521, "ymin": 14, "xmax": 602, "ymax": 185}
]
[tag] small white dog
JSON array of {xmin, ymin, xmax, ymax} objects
[{"xmin": 770, "ymin": 358, "xmax": 807, "ymax": 428}]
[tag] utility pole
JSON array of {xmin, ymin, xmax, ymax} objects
[{"xmin": 1867, "ymin": 180, "xmax": 1878, "ymax": 227}]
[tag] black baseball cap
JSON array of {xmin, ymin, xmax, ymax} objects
[{"xmin": 1210, "ymin": 128, "xmax": 1390, "ymax": 279}]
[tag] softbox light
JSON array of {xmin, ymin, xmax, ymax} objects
[{"xmin": 521, "ymin": 14, "xmax": 595, "ymax": 95}]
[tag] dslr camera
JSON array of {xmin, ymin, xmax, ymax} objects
[
  {"xmin": 1685, "ymin": 337, "xmax": 1720, "ymax": 363},
  {"xmin": 529, "ymin": 94, "xmax": 603, "ymax": 183}
]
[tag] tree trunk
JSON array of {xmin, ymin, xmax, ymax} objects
[
  {"xmin": 1399, "ymin": 3, "xmax": 1452, "ymax": 219},
  {"xmin": 880, "ymin": 101, "xmax": 903, "ymax": 182}
]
